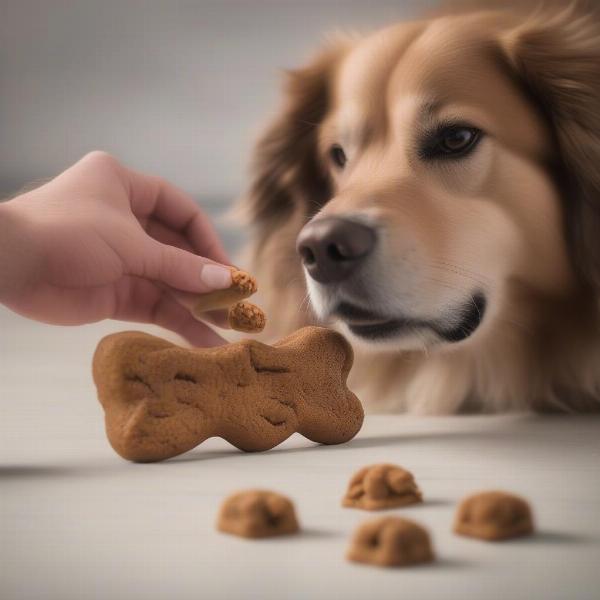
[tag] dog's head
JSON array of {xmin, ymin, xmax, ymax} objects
[{"xmin": 243, "ymin": 3, "xmax": 600, "ymax": 351}]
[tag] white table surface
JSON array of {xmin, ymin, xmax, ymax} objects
[{"xmin": 1, "ymin": 304, "xmax": 599, "ymax": 600}]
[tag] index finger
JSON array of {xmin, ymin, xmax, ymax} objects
[{"xmin": 122, "ymin": 165, "xmax": 230, "ymax": 264}]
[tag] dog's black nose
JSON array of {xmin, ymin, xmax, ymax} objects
[{"xmin": 296, "ymin": 217, "xmax": 376, "ymax": 283}]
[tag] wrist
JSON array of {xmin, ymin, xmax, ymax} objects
[{"xmin": 0, "ymin": 198, "xmax": 40, "ymax": 304}]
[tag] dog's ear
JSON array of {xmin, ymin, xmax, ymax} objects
[
  {"xmin": 240, "ymin": 38, "xmax": 351, "ymax": 241},
  {"xmin": 500, "ymin": 4, "xmax": 600, "ymax": 289}
]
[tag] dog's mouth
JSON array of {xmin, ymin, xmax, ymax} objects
[{"xmin": 334, "ymin": 293, "xmax": 487, "ymax": 343}]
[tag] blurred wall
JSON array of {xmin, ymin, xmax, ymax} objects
[{"xmin": 0, "ymin": 0, "xmax": 433, "ymax": 205}]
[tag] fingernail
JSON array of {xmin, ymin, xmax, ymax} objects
[{"xmin": 200, "ymin": 264, "xmax": 232, "ymax": 290}]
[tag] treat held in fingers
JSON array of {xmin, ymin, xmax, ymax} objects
[
  {"xmin": 228, "ymin": 301, "xmax": 266, "ymax": 333},
  {"xmin": 193, "ymin": 267, "xmax": 258, "ymax": 314},
  {"xmin": 189, "ymin": 267, "xmax": 264, "ymax": 333}
]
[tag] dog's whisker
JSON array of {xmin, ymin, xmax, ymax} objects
[
  {"xmin": 426, "ymin": 260, "xmax": 492, "ymax": 286},
  {"xmin": 496, "ymin": 316, "xmax": 534, "ymax": 336},
  {"xmin": 420, "ymin": 276, "xmax": 480, "ymax": 296},
  {"xmin": 469, "ymin": 293, "xmax": 483, "ymax": 322},
  {"xmin": 298, "ymin": 292, "xmax": 312, "ymax": 314},
  {"xmin": 297, "ymin": 119, "xmax": 319, "ymax": 129},
  {"xmin": 415, "ymin": 329, "xmax": 430, "ymax": 357}
]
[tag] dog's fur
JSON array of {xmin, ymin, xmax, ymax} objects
[{"xmin": 238, "ymin": 1, "xmax": 600, "ymax": 414}]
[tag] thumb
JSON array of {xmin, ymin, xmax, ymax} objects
[{"xmin": 137, "ymin": 239, "xmax": 232, "ymax": 294}]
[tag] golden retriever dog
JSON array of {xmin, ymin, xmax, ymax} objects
[{"xmin": 238, "ymin": 1, "xmax": 600, "ymax": 414}]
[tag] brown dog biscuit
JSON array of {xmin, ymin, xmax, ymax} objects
[
  {"xmin": 190, "ymin": 267, "xmax": 265, "ymax": 333},
  {"xmin": 227, "ymin": 301, "xmax": 266, "ymax": 333},
  {"xmin": 217, "ymin": 490, "xmax": 299, "ymax": 538},
  {"xmin": 92, "ymin": 326, "xmax": 363, "ymax": 462},
  {"xmin": 342, "ymin": 464, "xmax": 423, "ymax": 511},
  {"xmin": 193, "ymin": 268, "xmax": 257, "ymax": 314},
  {"xmin": 454, "ymin": 491, "xmax": 534, "ymax": 541},
  {"xmin": 347, "ymin": 517, "xmax": 434, "ymax": 568}
]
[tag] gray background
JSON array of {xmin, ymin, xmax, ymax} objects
[{"xmin": 0, "ymin": 0, "xmax": 433, "ymax": 206}]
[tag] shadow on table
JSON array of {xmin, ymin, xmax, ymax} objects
[
  {"xmin": 0, "ymin": 430, "xmax": 514, "ymax": 475},
  {"xmin": 4, "ymin": 417, "xmax": 597, "ymax": 478},
  {"xmin": 166, "ymin": 433, "xmax": 439, "ymax": 463},
  {"xmin": 300, "ymin": 527, "xmax": 343, "ymax": 540},
  {"xmin": 167, "ymin": 428, "xmax": 525, "ymax": 464},
  {"xmin": 425, "ymin": 557, "xmax": 472, "ymax": 570},
  {"xmin": 0, "ymin": 464, "xmax": 83, "ymax": 479},
  {"xmin": 0, "ymin": 463, "xmax": 124, "ymax": 480},
  {"xmin": 517, "ymin": 530, "xmax": 594, "ymax": 545}
]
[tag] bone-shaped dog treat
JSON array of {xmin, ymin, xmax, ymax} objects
[{"xmin": 92, "ymin": 326, "xmax": 363, "ymax": 462}]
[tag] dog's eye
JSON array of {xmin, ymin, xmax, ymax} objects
[
  {"xmin": 329, "ymin": 144, "xmax": 347, "ymax": 169},
  {"xmin": 420, "ymin": 125, "xmax": 481, "ymax": 160},
  {"xmin": 440, "ymin": 127, "xmax": 478, "ymax": 153}
]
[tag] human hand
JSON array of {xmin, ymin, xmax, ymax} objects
[{"xmin": 0, "ymin": 151, "xmax": 233, "ymax": 346}]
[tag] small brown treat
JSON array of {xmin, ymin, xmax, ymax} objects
[
  {"xmin": 190, "ymin": 267, "xmax": 264, "ymax": 334},
  {"xmin": 454, "ymin": 491, "xmax": 534, "ymax": 541},
  {"xmin": 227, "ymin": 301, "xmax": 266, "ymax": 333},
  {"xmin": 193, "ymin": 268, "xmax": 257, "ymax": 314},
  {"xmin": 342, "ymin": 464, "xmax": 423, "ymax": 511},
  {"xmin": 347, "ymin": 517, "xmax": 434, "ymax": 568},
  {"xmin": 92, "ymin": 326, "xmax": 364, "ymax": 462},
  {"xmin": 217, "ymin": 490, "xmax": 299, "ymax": 538}
]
